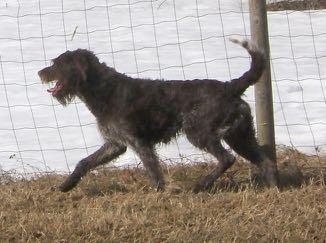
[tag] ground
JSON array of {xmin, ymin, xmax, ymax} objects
[
  {"xmin": 267, "ymin": 0, "xmax": 326, "ymax": 11},
  {"xmin": 1, "ymin": 147, "xmax": 325, "ymax": 242}
]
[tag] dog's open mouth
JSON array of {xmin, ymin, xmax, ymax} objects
[
  {"xmin": 38, "ymin": 68, "xmax": 64, "ymax": 95},
  {"xmin": 47, "ymin": 81, "xmax": 64, "ymax": 95}
]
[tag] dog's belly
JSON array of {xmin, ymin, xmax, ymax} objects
[
  {"xmin": 132, "ymin": 112, "xmax": 183, "ymax": 144},
  {"xmin": 97, "ymin": 113, "xmax": 182, "ymax": 146}
]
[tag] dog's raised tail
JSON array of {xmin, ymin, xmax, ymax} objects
[{"xmin": 227, "ymin": 38, "xmax": 266, "ymax": 96}]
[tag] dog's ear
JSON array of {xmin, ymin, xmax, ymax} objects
[
  {"xmin": 71, "ymin": 50, "xmax": 90, "ymax": 83},
  {"xmin": 75, "ymin": 62, "xmax": 87, "ymax": 82},
  {"xmin": 64, "ymin": 61, "xmax": 86, "ymax": 88},
  {"xmin": 73, "ymin": 49, "xmax": 102, "ymax": 82}
]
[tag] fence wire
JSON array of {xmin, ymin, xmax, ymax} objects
[{"xmin": 0, "ymin": 0, "xmax": 325, "ymax": 178}]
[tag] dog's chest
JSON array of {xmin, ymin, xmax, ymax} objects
[{"xmin": 97, "ymin": 122, "xmax": 128, "ymax": 144}]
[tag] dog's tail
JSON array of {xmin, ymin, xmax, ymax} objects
[{"xmin": 227, "ymin": 38, "xmax": 266, "ymax": 96}]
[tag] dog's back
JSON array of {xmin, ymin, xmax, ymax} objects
[{"xmin": 113, "ymin": 39, "xmax": 266, "ymax": 144}]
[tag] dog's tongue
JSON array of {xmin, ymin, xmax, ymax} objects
[{"xmin": 47, "ymin": 82, "xmax": 63, "ymax": 95}]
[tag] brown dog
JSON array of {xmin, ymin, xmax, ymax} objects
[{"xmin": 38, "ymin": 38, "xmax": 278, "ymax": 192}]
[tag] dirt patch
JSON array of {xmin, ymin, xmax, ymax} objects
[{"xmin": 267, "ymin": 0, "xmax": 326, "ymax": 11}]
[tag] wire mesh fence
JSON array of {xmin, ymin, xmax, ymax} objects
[{"xmin": 0, "ymin": 0, "xmax": 325, "ymax": 178}]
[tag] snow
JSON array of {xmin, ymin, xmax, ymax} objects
[{"xmin": 0, "ymin": 0, "xmax": 325, "ymax": 173}]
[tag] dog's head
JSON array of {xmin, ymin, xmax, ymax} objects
[{"xmin": 38, "ymin": 49, "xmax": 99, "ymax": 106}]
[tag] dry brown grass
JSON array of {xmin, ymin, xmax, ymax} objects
[
  {"xmin": 267, "ymin": 0, "xmax": 326, "ymax": 11},
  {"xmin": 1, "ymin": 147, "xmax": 325, "ymax": 242}
]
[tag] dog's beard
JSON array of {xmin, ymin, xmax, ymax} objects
[
  {"xmin": 53, "ymin": 89, "xmax": 76, "ymax": 106},
  {"xmin": 45, "ymin": 77, "xmax": 78, "ymax": 106},
  {"xmin": 45, "ymin": 79, "xmax": 76, "ymax": 106}
]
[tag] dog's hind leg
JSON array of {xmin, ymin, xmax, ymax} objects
[
  {"xmin": 224, "ymin": 130, "xmax": 279, "ymax": 187},
  {"xmin": 185, "ymin": 128, "xmax": 236, "ymax": 193},
  {"xmin": 132, "ymin": 144, "xmax": 165, "ymax": 191},
  {"xmin": 223, "ymin": 114, "xmax": 279, "ymax": 188},
  {"xmin": 59, "ymin": 141, "xmax": 127, "ymax": 192}
]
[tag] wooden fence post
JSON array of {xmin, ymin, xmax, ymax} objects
[{"xmin": 249, "ymin": 0, "xmax": 277, "ymax": 161}]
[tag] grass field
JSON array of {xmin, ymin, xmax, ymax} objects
[{"xmin": 1, "ymin": 147, "xmax": 325, "ymax": 242}]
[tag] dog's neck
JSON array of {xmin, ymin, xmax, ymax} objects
[{"xmin": 77, "ymin": 66, "xmax": 127, "ymax": 119}]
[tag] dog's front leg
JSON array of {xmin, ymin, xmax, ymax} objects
[
  {"xmin": 132, "ymin": 144, "xmax": 165, "ymax": 191},
  {"xmin": 59, "ymin": 142, "xmax": 126, "ymax": 192}
]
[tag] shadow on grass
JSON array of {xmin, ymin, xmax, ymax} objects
[{"xmin": 83, "ymin": 160, "xmax": 325, "ymax": 197}]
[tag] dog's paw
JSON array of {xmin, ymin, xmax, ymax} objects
[
  {"xmin": 155, "ymin": 181, "xmax": 166, "ymax": 192},
  {"xmin": 58, "ymin": 183, "xmax": 74, "ymax": 192},
  {"xmin": 166, "ymin": 185, "xmax": 183, "ymax": 194},
  {"xmin": 192, "ymin": 183, "xmax": 205, "ymax": 193},
  {"xmin": 58, "ymin": 176, "xmax": 81, "ymax": 192},
  {"xmin": 264, "ymin": 173, "xmax": 280, "ymax": 188}
]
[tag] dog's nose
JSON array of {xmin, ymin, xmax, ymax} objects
[{"xmin": 38, "ymin": 67, "xmax": 49, "ymax": 78}]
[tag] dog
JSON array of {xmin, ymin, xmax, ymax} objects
[{"xmin": 38, "ymin": 38, "xmax": 279, "ymax": 192}]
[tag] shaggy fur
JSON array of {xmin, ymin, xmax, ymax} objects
[{"xmin": 38, "ymin": 38, "xmax": 279, "ymax": 192}]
